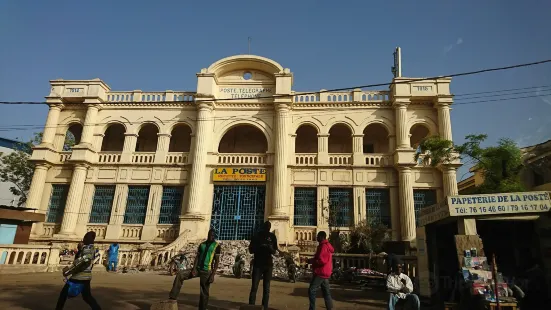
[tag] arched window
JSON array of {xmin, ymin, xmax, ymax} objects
[
  {"xmin": 169, "ymin": 124, "xmax": 192, "ymax": 152},
  {"xmin": 328, "ymin": 124, "xmax": 352, "ymax": 153},
  {"xmin": 136, "ymin": 124, "xmax": 159, "ymax": 152},
  {"xmin": 410, "ymin": 124, "xmax": 431, "ymax": 149},
  {"xmin": 218, "ymin": 125, "xmax": 268, "ymax": 153},
  {"xmin": 63, "ymin": 124, "xmax": 82, "ymax": 151},
  {"xmin": 295, "ymin": 125, "xmax": 318, "ymax": 153},
  {"xmin": 363, "ymin": 123, "xmax": 389, "ymax": 153},
  {"xmin": 101, "ymin": 123, "xmax": 125, "ymax": 152}
]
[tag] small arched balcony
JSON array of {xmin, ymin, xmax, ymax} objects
[
  {"xmin": 294, "ymin": 124, "xmax": 318, "ymax": 166},
  {"xmin": 167, "ymin": 124, "xmax": 192, "ymax": 164},
  {"xmin": 410, "ymin": 123, "xmax": 431, "ymax": 164},
  {"xmin": 98, "ymin": 123, "xmax": 126, "ymax": 163},
  {"xmin": 363, "ymin": 123, "xmax": 391, "ymax": 166},
  {"xmin": 217, "ymin": 124, "xmax": 268, "ymax": 165},
  {"xmin": 133, "ymin": 124, "xmax": 159, "ymax": 163},
  {"xmin": 58, "ymin": 123, "xmax": 83, "ymax": 162},
  {"xmin": 328, "ymin": 124, "xmax": 353, "ymax": 165}
]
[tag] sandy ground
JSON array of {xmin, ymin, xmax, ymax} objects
[{"xmin": 0, "ymin": 271, "xmax": 388, "ymax": 309}]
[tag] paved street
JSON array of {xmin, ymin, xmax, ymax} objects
[{"xmin": 0, "ymin": 272, "xmax": 388, "ymax": 309}]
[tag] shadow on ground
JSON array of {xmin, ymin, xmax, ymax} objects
[
  {"xmin": 289, "ymin": 283, "xmax": 388, "ymax": 309},
  {"xmin": 0, "ymin": 284, "xmax": 247, "ymax": 310}
]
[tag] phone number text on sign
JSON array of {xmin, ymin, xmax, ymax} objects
[{"xmin": 452, "ymin": 203, "xmax": 550, "ymax": 216}]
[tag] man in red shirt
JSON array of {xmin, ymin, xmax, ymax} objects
[{"xmin": 308, "ymin": 231, "xmax": 334, "ymax": 310}]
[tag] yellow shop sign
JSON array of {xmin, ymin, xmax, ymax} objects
[{"xmin": 213, "ymin": 167, "xmax": 267, "ymax": 182}]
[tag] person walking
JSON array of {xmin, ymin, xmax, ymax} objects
[
  {"xmin": 107, "ymin": 243, "xmax": 119, "ymax": 272},
  {"xmin": 308, "ymin": 231, "xmax": 334, "ymax": 310},
  {"xmin": 55, "ymin": 231, "xmax": 102, "ymax": 310},
  {"xmin": 248, "ymin": 221, "xmax": 278, "ymax": 309},
  {"xmin": 187, "ymin": 229, "xmax": 221, "ymax": 310}
]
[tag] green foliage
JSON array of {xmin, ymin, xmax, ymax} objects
[
  {"xmin": 343, "ymin": 220, "xmax": 390, "ymax": 254},
  {"xmin": 415, "ymin": 134, "xmax": 526, "ymax": 194},
  {"xmin": 63, "ymin": 131, "xmax": 76, "ymax": 151},
  {"xmin": 0, "ymin": 133, "xmax": 41, "ymax": 206}
]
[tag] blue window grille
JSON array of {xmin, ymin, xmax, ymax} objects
[
  {"xmin": 124, "ymin": 186, "xmax": 150, "ymax": 224},
  {"xmin": 210, "ymin": 185, "xmax": 266, "ymax": 240},
  {"xmin": 365, "ymin": 188, "xmax": 391, "ymax": 228},
  {"xmin": 328, "ymin": 188, "xmax": 353, "ymax": 227},
  {"xmin": 294, "ymin": 188, "xmax": 317, "ymax": 226},
  {"xmin": 158, "ymin": 187, "xmax": 184, "ymax": 224},
  {"xmin": 413, "ymin": 189, "xmax": 437, "ymax": 226},
  {"xmin": 46, "ymin": 184, "xmax": 70, "ymax": 223},
  {"xmin": 89, "ymin": 186, "xmax": 115, "ymax": 223}
]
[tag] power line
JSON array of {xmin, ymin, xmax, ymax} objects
[
  {"xmin": 0, "ymin": 89, "xmax": 550, "ymax": 132},
  {"xmin": 453, "ymin": 84, "xmax": 551, "ymax": 97},
  {"xmin": 1, "ymin": 57, "xmax": 551, "ymax": 106}
]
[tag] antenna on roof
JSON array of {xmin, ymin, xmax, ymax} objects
[{"xmin": 392, "ymin": 47, "xmax": 402, "ymax": 78}]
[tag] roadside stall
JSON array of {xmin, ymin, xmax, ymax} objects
[{"xmin": 416, "ymin": 191, "xmax": 551, "ymax": 309}]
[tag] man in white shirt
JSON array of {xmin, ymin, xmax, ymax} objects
[{"xmin": 386, "ymin": 263, "xmax": 420, "ymax": 310}]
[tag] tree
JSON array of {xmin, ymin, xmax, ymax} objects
[
  {"xmin": 0, "ymin": 133, "xmax": 41, "ymax": 206},
  {"xmin": 345, "ymin": 220, "xmax": 390, "ymax": 254},
  {"xmin": 414, "ymin": 134, "xmax": 526, "ymax": 194}
]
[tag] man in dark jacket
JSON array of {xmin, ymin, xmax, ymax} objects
[{"xmin": 248, "ymin": 221, "xmax": 278, "ymax": 310}]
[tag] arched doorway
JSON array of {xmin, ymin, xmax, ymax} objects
[
  {"xmin": 136, "ymin": 124, "xmax": 159, "ymax": 152},
  {"xmin": 64, "ymin": 123, "xmax": 82, "ymax": 151},
  {"xmin": 363, "ymin": 123, "xmax": 389, "ymax": 153},
  {"xmin": 410, "ymin": 124, "xmax": 430, "ymax": 149},
  {"xmin": 101, "ymin": 123, "xmax": 125, "ymax": 152},
  {"xmin": 218, "ymin": 124, "xmax": 268, "ymax": 153},
  {"xmin": 328, "ymin": 124, "xmax": 352, "ymax": 153},
  {"xmin": 211, "ymin": 124, "xmax": 268, "ymax": 240}
]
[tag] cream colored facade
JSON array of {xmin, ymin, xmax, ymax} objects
[{"xmin": 27, "ymin": 55, "xmax": 460, "ymax": 246}]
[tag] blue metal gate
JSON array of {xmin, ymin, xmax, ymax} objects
[
  {"xmin": 159, "ymin": 187, "xmax": 184, "ymax": 224},
  {"xmin": 89, "ymin": 185, "xmax": 116, "ymax": 223},
  {"xmin": 210, "ymin": 185, "xmax": 265, "ymax": 240},
  {"xmin": 413, "ymin": 189, "xmax": 437, "ymax": 226},
  {"xmin": 328, "ymin": 188, "xmax": 352, "ymax": 227},
  {"xmin": 294, "ymin": 187, "xmax": 317, "ymax": 226},
  {"xmin": 366, "ymin": 188, "xmax": 391, "ymax": 227},
  {"xmin": 124, "ymin": 186, "xmax": 150, "ymax": 224},
  {"xmin": 46, "ymin": 184, "xmax": 69, "ymax": 223}
]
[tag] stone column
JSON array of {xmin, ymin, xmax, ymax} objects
[
  {"xmin": 317, "ymin": 134, "xmax": 329, "ymax": 165},
  {"xmin": 186, "ymin": 102, "xmax": 214, "ymax": 215},
  {"xmin": 41, "ymin": 104, "xmax": 63, "ymax": 146},
  {"xmin": 121, "ymin": 133, "xmax": 138, "ymax": 163},
  {"xmin": 394, "ymin": 101, "xmax": 410, "ymax": 149},
  {"xmin": 272, "ymin": 103, "xmax": 291, "ymax": 216},
  {"xmin": 105, "ymin": 184, "xmax": 128, "ymax": 239},
  {"xmin": 398, "ymin": 167, "xmax": 416, "ymax": 241},
  {"xmin": 442, "ymin": 164, "xmax": 478, "ymax": 235},
  {"xmin": 389, "ymin": 186, "xmax": 401, "ymax": 240},
  {"xmin": 56, "ymin": 164, "xmax": 88, "ymax": 237},
  {"xmin": 74, "ymin": 184, "xmax": 95, "ymax": 237},
  {"xmin": 317, "ymin": 186, "xmax": 329, "ymax": 229},
  {"xmin": 353, "ymin": 187, "xmax": 365, "ymax": 224},
  {"xmin": 79, "ymin": 105, "xmax": 99, "ymax": 146},
  {"xmin": 154, "ymin": 133, "xmax": 171, "ymax": 164},
  {"xmin": 352, "ymin": 134, "xmax": 364, "ymax": 165},
  {"xmin": 26, "ymin": 164, "xmax": 50, "ymax": 210},
  {"xmin": 142, "ymin": 184, "xmax": 163, "ymax": 241},
  {"xmin": 436, "ymin": 102, "xmax": 453, "ymax": 141},
  {"xmin": 290, "ymin": 134, "xmax": 296, "ymax": 163}
]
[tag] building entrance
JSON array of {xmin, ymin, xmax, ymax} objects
[{"xmin": 210, "ymin": 185, "xmax": 266, "ymax": 240}]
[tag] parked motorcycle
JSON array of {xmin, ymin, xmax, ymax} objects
[
  {"xmin": 168, "ymin": 253, "xmax": 188, "ymax": 276},
  {"xmin": 233, "ymin": 254, "xmax": 246, "ymax": 278},
  {"xmin": 331, "ymin": 261, "xmax": 343, "ymax": 281},
  {"xmin": 285, "ymin": 255, "xmax": 299, "ymax": 283}
]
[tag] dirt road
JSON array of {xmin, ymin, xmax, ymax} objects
[{"xmin": 0, "ymin": 272, "xmax": 388, "ymax": 309}]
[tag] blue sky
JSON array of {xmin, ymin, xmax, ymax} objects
[{"xmin": 1, "ymin": 0, "xmax": 550, "ymax": 180}]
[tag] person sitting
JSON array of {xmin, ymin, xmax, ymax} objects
[{"xmin": 386, "ymin": 263, "xmax": 420, "ymax": 310}]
